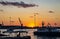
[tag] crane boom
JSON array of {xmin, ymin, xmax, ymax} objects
[{"xmin": 18, "ymin": 18, "xmax": 23, "ymax": 26}]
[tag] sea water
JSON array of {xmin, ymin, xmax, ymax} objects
[{"xmin": 0, "ymin": 29, "xmax": 60, "ymax": 39}]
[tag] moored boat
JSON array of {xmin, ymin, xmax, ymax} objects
[{"xmin": 34, "ymin": 27, "xmax": 60, "ymax": 37}]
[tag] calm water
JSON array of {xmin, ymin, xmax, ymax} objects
[
  {"xmin": 0, "ymin": 29, "xmax": 60, "ymax": 39},
  {"xmin": 25, "ymin": 29, "xmax": 60, "ymax": 39}
]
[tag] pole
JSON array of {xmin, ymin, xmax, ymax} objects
[
  {"xmin": 9, "ymin": 17, "xmax": 11, "ymax": 26},
  {"xmin": 34, "ymin": 13, "xmax": 36, "ymax": 27},
  {"xmin": 34, "ymin": 13, "xmax": 39, "ymax": 27}
]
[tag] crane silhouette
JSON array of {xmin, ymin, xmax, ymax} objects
[{"xmin": 18, "ymin": 18, "xmax": 23, "ymax": 26}]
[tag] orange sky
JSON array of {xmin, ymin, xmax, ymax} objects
[{"xmin": 0, "ymin": 0, "xmax": 60, "ymax": 27}]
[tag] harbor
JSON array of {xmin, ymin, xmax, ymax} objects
[
  {"xmin": 0, "ymin": 0, "xmax": 60, "ymax": 39},
  {"xmin": 0, "ymin": 24, "xmax": 60, "ymax": 39}
]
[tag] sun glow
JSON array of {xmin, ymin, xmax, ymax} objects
[{"xmin": 28, "ymin": 22, "xmax": 35, "ymax": 27}]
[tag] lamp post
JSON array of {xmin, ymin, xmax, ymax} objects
[
  {"xmin": 48, "ymin": 10, "xmax": 54, "ymax": 27},
  {"xmin": 9, "ymin": 17, "xmax": 11, "ymax": 26},
  {"xmin": 0, "ymin": 9, "xmax": 4, "ymax": 25},
  {"xmin": 34, "ymin": 13, "xmax": 38, "ymax": 27},
  {"xmin": 30, "ymin": 13, "xmax": 38, "ymax": 27}
]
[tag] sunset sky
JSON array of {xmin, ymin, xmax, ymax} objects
[{"xmin": 0, "ymin": 0, "xmax": 60, "ymax": 27}]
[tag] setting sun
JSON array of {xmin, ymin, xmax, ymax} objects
[
  {"xmin": 0, "ymin": 0, "xmax": 60, "ymax": 26},
  {"xmin": 28, "ymin": 22, "xmax": 35, "ymax": 27}
]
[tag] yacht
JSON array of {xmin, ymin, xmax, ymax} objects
[{"xmin": 34, "ymin": 26, "xmax": 60, "ymax": 37}]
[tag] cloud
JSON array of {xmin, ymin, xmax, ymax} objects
[
  {"xmin": 0, "ymin": 1, "xmax": 38, "ymax": 8},
  {"xmin": 0, "ymin": 9, "xmax": 4, "ymax": 12},
  {"xmin": 49, "ymin": 11, "xmax": 54, "ymax": 13}
]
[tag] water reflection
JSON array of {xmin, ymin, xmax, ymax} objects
[
  {"xmin": 26, "ymin": 29, "xmax": 60, "ymax": 39},
  {"xmin": 37, "ymin": 36, "xmax": 57, "ymax": 39},
  {"xmin": 0, "ymin": 29, "xmax": 60, "ymax": 39}
]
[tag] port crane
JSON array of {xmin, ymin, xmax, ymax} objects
[{"xmin": 18, "ymin": 18, "xmax": 23, "ymax": 26}]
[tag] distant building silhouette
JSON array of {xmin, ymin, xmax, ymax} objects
[
  {"xmin": 0, "ymin": 24, "xmax": 2, "ymax": 26},
  {"xmin": 42, "ymin": 21, "xmax": 45, "ymax": 27},
  {"xmin": 47, "ymin": 23, "xmax": 51, "ymax": 27},
  {"xmin": 2, "ymin": 21, "xmax": 4, "ymax": 26},
  {"xmin": 0, "ymin": 22, "xmax": 4, "ymax": 26},
  {"xmin": 54, "ymin": 23, "xmax": 57, "ymax": 27}
]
